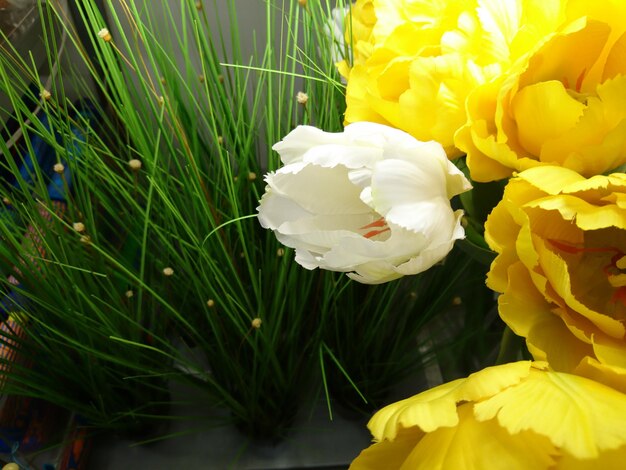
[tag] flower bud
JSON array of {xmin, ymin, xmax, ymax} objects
[
  {"xmin": 128, "ymin": 159, "xmax": 142, "ymax": 171},
  {"xmin": 296, "ymin": 91, "xmax": 308, "ymax": 105},
  {"xmin": 97, "ymin": 28, "xmax": 112, "ymax": 42}
]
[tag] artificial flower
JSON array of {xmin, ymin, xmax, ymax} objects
[
  {"xmin": 324, "ymin": 6, "xmax": 350, "ymax": 66},
  {"xmin": 342, "ymin": 0, "xmax": 567, "ymax": 156},
  {"xmin": 485, "ymin": 166, "xmax": 626, "ymax": 391},
  {"xmin": 257, "ymin": 122, "xmax": 471, "ymax": 284},
  {"xmin": 458, "ymin": 0, "xmax": 626, "ymax": 182},
  {"xmin": 343, "ymin": 0, "xmax": 376, "ymax": 66},
  {"xmin": 351, "ymin": 361, "xmax": 626, "ymax": 469}
]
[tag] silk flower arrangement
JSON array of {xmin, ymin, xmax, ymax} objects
[{"xmin": 257, "ymin": 0, "xmax": 626, "ymax": 467}]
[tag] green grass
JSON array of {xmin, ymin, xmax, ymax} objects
[{"xmin": 0, "ymin": 0, "xmax": 498, "ymax": 441}]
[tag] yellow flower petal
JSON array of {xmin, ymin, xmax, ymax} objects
[
  {"xmin": 459, "ymin": 360, "xmax": 533, "ymax": 401},
  {"xmin": 592, "ymin": 335, "xmax": 626, "ymax": 369},
  {"xmin": 517, "ymin": 165, "xmax": 586, "ymax": 194},
  {"xmin": 368, "ymin": 379, "xmax": 465, "ymax": 440},
  {"xmin": 337, "ymin": 59, "xmax": 351, "ymax": 79},
  {"xmin": 352, "ymin": 363, "xmax": 626, "ymax": 469},
  {"xmin": 556, "ymin": 444, "xmax": 626, "ymax": 470},
  {"xmin": 400, "ymin": 404, "xmax": 556, "ymax": 470},
  {"xmin": 462, "ymin": 7, "xmax": 626, "ymax": 180},
  {"xmin": 349, "ymin": 427, "xmax": 423, "ymax": 470},
  {"xmin": 485, "ymin": 167, "xmax": 626, "ymax": 383},
  {"xmin": 368, "ymin": 362, "xmax": 533, "ymax": 441},
  {"xmin": 512, "ymin": 80, "xmax": 585, "ymax": 157},
  {"xmin": 474, "ymin": 367, "xmax": 626, "ymax": 459},
  {"xmin": 516, "ymin": 17, "xmax": 606, "ymax": 90},
  {"xmin": 345, "ymin": 0, "xmax": 568, "ymax": 158},
  {"xmin": 498, "ymin": 262, "xmax": 594, "ymax": 372},
  {"xmin": 603, "ymin": 29, "xmax": 626, "ymax": 81},
  {"xmin": 377, "ymin": 59, "xmax": 412, "ymax": 101},
  {"xmin": 574, "ymin": 356, "xmax": 626, "ymax": 394},
  {"xmin": 543, "ymin": 82, "xmax": 626, "ymax": 176},
  {"xmin": 534, "ymin": 234, "xmax": 625, "ymax": 338},
  {"xmin": 344, "ymin": 64, "xmax": 390, "ymax": 125}
]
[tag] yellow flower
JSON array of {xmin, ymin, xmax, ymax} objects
[
  {"xmin": 458, "ymin": 1, "xmax": 626, "ymax": 182},
  {"xmin": 342, "ymin": 0, "xmax": 567, "ymax": 157},
  {"xmin": 485, "ymin": 166, "xmax": 626, "ymax": 392},
  {"xmin": 344, "ymin": 0, "xmax": 376, "ymax": 66},
  {"xmin": 350, "ymin": 361, "xmax": 626, "ymax": 469}
]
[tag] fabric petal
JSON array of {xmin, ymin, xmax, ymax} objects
[
  {"xmin": 257, "ymin": 190, "xmax": 313, "ymax": 230},
  {"xmin": 272, "ymin": 125, "xmax": 347, "ymax": 164},
  {"xmin": 349, "ymin": 427, "xmax": 424, "ymax": 470},
  {"xmin": 368, "ymin": 362, "xmax": 533, "ymax": 441},
  {"xmin": 268, "ymin": 164, "xmax": 371, "ymax": 215},
  {"xmin": 512, "ymin": 80, "xmax": 585, "ymax": 157},
  {"xmin": 401, "ymin": 403, "xmax": 556, "ymax": 470},
  {"xmin": 474, "ymin": 367, "xmax": 626, "ymax": 459},
  {"xmin": 574, "ymin": 356, "xmax": 626, "ymax": 394}
]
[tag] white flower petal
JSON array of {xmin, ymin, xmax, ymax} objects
[
  {"xmin": 279, "ymin": 213, "xmax": 376, "ymax": 236},
  {"xmin": 293, "ymin": 249, "xmax": 320, "ymax": 270},
  {"xmin": 386, "ymin": 140, "xmax": 450, "ymax": 166},
  {"xmin": 278, "ymin": 223, "xmax": 370, "ymax": 257},
  {"xmin": 322, "ymin": 225, "xmax": 426, "ymax": 269},
  {"xmin": 348, "ymin": 168, "xmax": 374, "ymax": 190},
  {"xmin": 274, "ymin": 229, "xmax": 347, "ymax": 259},
  {"xmin": 322, "ymin": 236, "xmax": 401, "ymax": 270},
  {"xmin": 345, "ymin": 122, "xmax": 424, "ymax": 149},
  {"xmin": 348, "ymin": 262, "xmax": 405, "ymax": 284},
  {"xmin": 323, "ymin": 6, "xmax": 349, "ymax": 63},
  {"xmin": 387, "ymin": 200, "xmax": 457, "ymax": 239},
  {"xmin": 257, "ymin": 190, "xmax": 312, "ymax": 230},
  {"xmin": 445, "ymin": 158, "xmax": 474, "ymax": 197},
  {"xmin": 267, "ymin": 164, "xmax": 371, "ymax": 215},
  {"xmin": 272, "ymin": 126, "xmax": 345, "ymax": 164},
  {"xmin": 395, "ymin": 232, "xmax": 463, "ymax": 275},
  {"xmin": 368, "ymin": 160, "xmax": 454, "ymax": 233},
  {"xmin": 376, "ymin": 159, "xmax": 447, "ymax": 202},
  {"xmin": 360, "ymin": 186, "xmax": 374, "ymax": 207},
  {"xmin": 399, "ymin": 211, "xmax": 465, "ymax": 275},
  {"xmin": 303, "ymin": 144, "xmax": 383, "ymax": 169},
  {"xmin": 272, "ymin": 161, "xmax": 308, "ymax": 175}
]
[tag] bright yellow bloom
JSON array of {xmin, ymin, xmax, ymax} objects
[
  {"xmin": 458, "ymin": 0, "xmax": 626, "ymax": 182},
  {"xmin": 344, "ymin": 0, "xmax": 376, "ymax": 66},
  {"xmin": 350, "ymin": 361, "xmax": 626, "ymax": 469},
  {"xmin": 485, "ymin": 166, "xmax": 626, "ymax": 392},
  {"xmin": 342, "ymin": 0, "xmax": 567, "ymax": 157}
]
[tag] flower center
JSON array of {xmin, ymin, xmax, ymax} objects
[
  {"xmin": 549, "ymin": 239, "xmax": 626, "ymax": 306},
  {"xmin": 562, "ymin": 69, "xmax": 586, "ymax": 93},
  {"xmin": 359, "ymin": 217, "xmax": 390, "ymax": 239},
  {"xmin": 563, "ymin": 69, "xmax": 590, "ymax": 104}
]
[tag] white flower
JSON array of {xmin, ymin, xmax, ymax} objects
[
  {"xmin": 257, "ymin": 122, "xmax": 471, "ymax": 284},
  {"xmin": 323, "ymin": 6, "xmax": 349, "ymax": 65}
]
